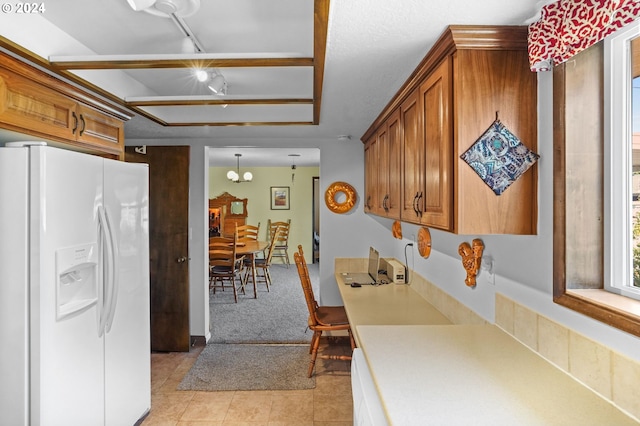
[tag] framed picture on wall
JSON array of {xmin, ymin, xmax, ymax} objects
[{"xmin": 270, "ymin": 186, "xmax": 290, "ymax": 210}]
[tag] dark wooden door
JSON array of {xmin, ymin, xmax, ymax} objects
[{"xmin": 126, "ymin": 145, "xmax": 191, "ymax": 352}]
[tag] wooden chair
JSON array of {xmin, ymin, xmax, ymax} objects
[
  {"xmin": 294, "ymin": 244, "xmax": 356, "ymax": 377},
  {"xmin": 247, "ymin": 225, "xmax": 282, "ymax": 292},
  {"xmin": 236, "ymin": 222, "xmax": 260, "ymax": 243},
  {"xmin": 209, "ymin": 233, "xmax": 246, "ymax": 303},
  {"xmin": 267, "ymin": 219, "xmax": 291, "ymax": 268}
]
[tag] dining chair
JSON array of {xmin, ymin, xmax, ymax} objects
[
  {"xmin": 209, "ymin": 233, "xmax": 246, "ymax": 303},
  {"xmin": 294, "ymin": 244, "xmax": 356, "ymax": 377},
  {"xmin": 236, "ymin": 222, "xmax": 260, "ymax": 243},
  {"xmin": 267, "ymin": 219, "xmax": 291, "ymax": 268},
  {"xmin": 247, "ymin": 225, "xmax": 282, "ymax": 292}
]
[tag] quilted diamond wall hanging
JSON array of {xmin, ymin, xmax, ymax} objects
[{"xmin": 460, "ymin": 117, "xmax": 539, "ymax": 196}]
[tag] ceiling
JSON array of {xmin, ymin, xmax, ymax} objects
[{"xmin": 0, "ymin": 0, "xmax": 542, "ymax": 166}]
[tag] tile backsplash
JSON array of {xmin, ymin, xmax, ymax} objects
[{"xmin": 496, "ymin": 293, "xmax": 640, "ymax": 421}]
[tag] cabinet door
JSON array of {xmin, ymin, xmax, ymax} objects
[
  {"xmin": 386, "ymin": 109, "xmax": 401, "ymax": 219},
  {"xmin": 400, "ymin": 89, "xmax": 423, "ymax": 224},
  {"xmin": 364, "ymin": 133, "xmax": 378, "ymax": 213},
  {"xmin": 420, "ymin": 58, "xmax": 452, "ymax": 230},
  {"xmin": 375, "ymin": 124, "xmax": 388, "ymax": 215},
  {"xmin": 0, "ymin": 67, "xmax": 76, "ymax": 141},
  {"xmin": 76, "ymin": 103, "xmax": 124, "ymax": 157}
]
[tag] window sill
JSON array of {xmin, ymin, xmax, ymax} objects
[{"xmin": 556, "ymin": 289, "xmax": 640, "ymax": 337}]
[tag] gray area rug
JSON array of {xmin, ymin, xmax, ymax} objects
[
  {"xmin": 177, "ymin": 343, "xmax": 315, "ymax": 391},
  {"xmin": 209, "ymin": 263, "xmax": 317, "ymax": 344}
]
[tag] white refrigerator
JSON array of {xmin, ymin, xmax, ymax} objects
[{"xmin": 0, "ymin": 143, "xmax": 151, "ymax": 425}]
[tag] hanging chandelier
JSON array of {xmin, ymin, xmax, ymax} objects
[{"xmin": 227, "ymin": 153, "xmax": 253, "ymax": 183}]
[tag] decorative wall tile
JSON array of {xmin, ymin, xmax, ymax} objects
[
  {"xmin": 569, "ymin": 332, "xmax": 612, "ymax": 400},
  {"xmin": 537, "ymin": 316, "xmax": 569, "ymax": 371},
  {"xmin": 612, "ymin": 352, "xmax": 640, "ymax": 420},
  {"xmin": 513, "ymin": 303, "xmax": 538, "ymax": 350},
  {"xmin": 495, "ymin": 293, "xmax": 515, "ymax": 335}
]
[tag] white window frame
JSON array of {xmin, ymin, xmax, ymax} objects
[{"xmin": 604, "ymin": 19, "xmax": 640, "ymax": 299}]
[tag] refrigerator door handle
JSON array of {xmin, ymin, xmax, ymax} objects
[
  {"xmin": 97, "ymin": 205, "xmax": 116, "ymax": 337},
  {"xmin": 103, "ymin": 207, "xmax": 120, "ymax": 333}
]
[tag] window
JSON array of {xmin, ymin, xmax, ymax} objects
[
  {"xmin": 554, "ymin": 31, "xmax": 640, "ymax": 337},
  {"xmin": 604, "ymin": 20, "xmax": 640, "ymax": 300}
]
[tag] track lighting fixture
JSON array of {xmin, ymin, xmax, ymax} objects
[
  {"xmin": 126, "ymin": 0, "xmax": 201, "ymax": 18},
  {"xmin": 194, "ymin": 69, "xmax": 208, "ymax": 82},
  {"xmin": 192, "ymin": 69, "xmax": 227, "ymax": 95},
  {"xmin": 207, "ymin": 73, "xmax": 226, "ymax": 95}
]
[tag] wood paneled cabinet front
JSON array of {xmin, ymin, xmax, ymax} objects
[
  {"xmin": 0, "ymin": 53, "xmax": 128, "ymax": 159},
  {"xmin": 387, "ymin": 59, "xmax": 452, "ymax": 228},
  {"xmin": 364, "ymin": 109, "xmax": 401, "ymax": 219},
  {"xmin": 364, "ymin": 133, "xmax": 378, "ymax": 213},
  {"xmin": 363, "ymin": 26, "xmax": 538, "ymax": 235},
  {"xmin": 420, "ymin": 57, "xmax": 452, "ymax": 230},
  {"xmin": 400, "ymin": 88, "xmax": 424, "ymax": 223}
]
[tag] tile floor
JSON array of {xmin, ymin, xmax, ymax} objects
[{"xmin": 141, "ymin": 337, "xmax": 354, "ymax": 425}]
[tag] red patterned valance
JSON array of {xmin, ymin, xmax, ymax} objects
[{"xmin": 528, "ymin": 0, "xmax": 640, "ymax": 72}]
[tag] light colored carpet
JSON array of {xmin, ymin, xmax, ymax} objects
[
  {"xmin": 177, "ymin": 343, "xmax": 315, "ymax": 391},
  {"xmin": 209, "ymin": 263, "xmax": 318, "ymax": 344}
]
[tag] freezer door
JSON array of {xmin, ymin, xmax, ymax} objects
[
  {"xmin": 30, "ymin": 146, "xmax": 106, "ymax": 425},
  {"xmin": 0, "ymin": 147, "xmax": 29, "ymax": 425},
  {"xmin": 103, "ymin": 158, "xmax": 151, "ymax": 425}
]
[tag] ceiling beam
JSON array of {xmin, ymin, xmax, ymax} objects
[
  {"xmin": 313, "ymin": 0, "xmax": 330, "ymax": 125},
  {"xmin": 126, "ymin": 97, "xmax": 313, "ymax": 107},
  {"xmin": 49, "ymin": 55, "xmax": 314, "ymax": 70},
  {"xmin": 165, "ymin": 121, "xmax": 314, "ymax": 127}
]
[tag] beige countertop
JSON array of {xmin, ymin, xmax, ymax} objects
[
  {"xmin": 356, "ymin": 324, "xmax": 638, "ymax": 425},
  {"xmin": 335, "ymin": 273, "xmax": 451, "ymax": 345}
]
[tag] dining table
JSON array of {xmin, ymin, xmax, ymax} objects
[{"xmin": 235, "ymin": 240, "xmax": 269, "ymax": 298}]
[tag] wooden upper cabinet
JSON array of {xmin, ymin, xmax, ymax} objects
[
  {"xmin": 362, "ymin": 25, "xmax": 538, "ymax": 235},
  {"xmin": 400, "ymin": 89, "xmax": 423, "ymax": 223},
  {"xmin": 0, "ymin": 52, "xmax": 130, "ymax": 159},
  {"xmin": 0, "ymin": 67, "xmax": 77, "ymax": 141},
  {"xmin": 364, "ymin": 109, "xmax": 401, "ymax": 219},
  {"xmin": 421, "ymin": 57, "xmax": 452, "ymax": 230},
  {"xmin": 453, "ymin": 47, "xmax": 537, "ymax": 234},
  {"xmin": 75, "ymin": 103, "xmax": 124, "ymax": 152},
  {"xmin": 385, "ymin": 109, "xmax": 401, "ymax": 219},
  {"xmin": 374, "ymin": 124, "xmax": 387, "ymax": 215},
  {"xmin": 364, "ymin": 133, "xmax": 378, "ymax": 213}
]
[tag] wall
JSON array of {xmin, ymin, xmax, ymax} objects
[
  {"xmin": 190, "ymin": 146, "xmax": 210, "ymax": 341},
  {"xmin": 322, "ymin": 71, "xmax": 640, "ymax": 366},
  {"xmin": 209, "ymin": 165, "xmax": 319, "ymax": 263},
  {"xmin": 128, "ymin": 74, "xmax": 640, "ymax": 367}
]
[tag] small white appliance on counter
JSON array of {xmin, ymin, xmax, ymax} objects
[
  {"xmin": 0, "ymin": 143, "xmax": 151, "ymax": 425},
  {"xmin": 386, "ymin": 259, "xmax": 406, "ymax": 283}
]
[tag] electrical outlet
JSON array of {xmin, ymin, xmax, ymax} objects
[
  {"xmin": 481, "ymin": 255, "xmax": 495, "ymax": 286},
  {"xmin": 485, "ymin": 269, "xmax": 495, "ymax": 286},
  {"xmin": 412, "ymin": 234, "xmax": 417, "ymax": 244}
]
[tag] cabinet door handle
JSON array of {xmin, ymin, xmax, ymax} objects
[
  {"xmin": 412, "ymin": 192, "xmax": 419, "ymax": 216},
  {"xmin": 417, "ymin": 192, "xmax": 424, "ymax": 217},
  {"xmin": 384, "ymin": 195, "xmax": 389, "ymax": 212},
  {"xmin": 71, "ymin": 111, "xmax": 78, "ymax": 134},
  {"xmin": 366, "ymin": 195, "xmax": 371, "ymax": 210},
  {"xmin": 176, "ymin": 256, "xmax": 187, "ymax": 263},
  {"xmin": 79, "ymin": 114, "xmax": 86, "ymax": 136}
]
